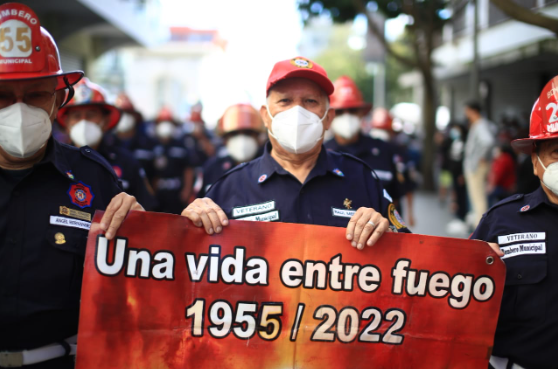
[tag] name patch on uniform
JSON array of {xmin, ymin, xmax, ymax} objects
[
  {"xmin": 50, "ymin": 216, "xmax": 91, "ymax": 230},
  {"xmin": 374, "ymin": 170, "xmax": 393, "ymax": 182},
  {"xmin": 332, "ymin": 208, "xmax": 356, "ymax": 218},
  {"xmin": 232, "ymin": 201, "xmax": 275, "ymax": 218},
  {"xmin": 237, "ymin": 211, "xmax": 280, "ymax": 222},
  {"xmin": 500, "ymin": 242, "xmax": 546, "ymax": 259},
  {"xmin": 60, "ymin": 206, "xmax": 92, "ymax": 221},
  {"xmin": 497, "ymin": 232, "xmax": 545, "ymax": 245}
]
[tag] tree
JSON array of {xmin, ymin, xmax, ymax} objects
[
  {"xmin": 299, "ymin": 0, "xmax": 449, "ymax": 190},
  {"xmin": 490, "ymin": 0, "xmax": 558, "ymax": 35}
]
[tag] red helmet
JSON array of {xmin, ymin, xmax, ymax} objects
[
  {"xmin": 217, "ymin": 104, "xmax": 263, "ymax": 136},
  {"xmin": 156, "ymin": 106, "xmax": 174, "ymax": 123},
  {"xmin": 115, "ymin": 92, "xmax": 143, "ymax": 122},
  {"xmin": 512, "ymin": 76, "xmax": 558, "ymax": 153},
  {"xmin": 371, "ymin": 107, "xmax": 394, "ymax": 131},
  {"xmin": 57, "ymin": 78, "xmax": 121, "ymax": 129},
  {"xmin": 0, "ymin": 3, "xmax": 83, "ymax": 102},
  {"xmin": 330, "ymin": 76, "xmax": 371, "ymax": 114}
]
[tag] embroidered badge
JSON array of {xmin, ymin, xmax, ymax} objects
[
  {"xmin": 237, "ymin": 210, "xmax": 280, "ymax": 222},
  {"xmin": 112, "ymin": 165, "xmax": 123, "ymax": 178},
  {"xmin": 333, "ymin": 168, "xmax": 344, "ymax": 177},
  {"xmin": 520, "ymin": 205, "xmax": 530, "ymax": 212},
  {"xmin": 232, "ymin": 200, "xmax": 275, "ymax": 218},
  {"xmin": 67, "ymin": 181, "xmax": 95, "ymax": 209},
  {"xmin": 66, "ymin": 171, "xmax": 74, "ymax": 180},
  {"xmin": 388, "ymin": 203, "xmax": 406, "ymax": 229},
  {"xmin": 332, "ymin": 208, "xmax": 356, "ymax": 218},
  {"xmin": 258, "ymin": 174, "xmax": 267, "ymax": 183},
  {"xmin": 223, "ymin": 161, "xmax": 232, "ymax": 170},
  {"xmin": 343, "ymin": 198, "xmax": 352, "ymax": 209},
  {"xmin": 290, "ymin": 57, "xmax": 313, "ymax": 69},
  {"xmin": 50, "ymin": 216, "xmax": 91, "ymax": 231}
]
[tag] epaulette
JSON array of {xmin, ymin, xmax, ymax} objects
[
  {"xmin": 337, "ymin": 151, "xmax": 381, "ymax": 182},
  {"xmin": 80, "ymin": 146, "xmax": 118, "ymax": 181},
  {"xmin": 486, "ymin": 193, "xmax": 524, "ymax": 213}
]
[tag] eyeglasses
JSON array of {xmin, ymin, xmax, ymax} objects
[{"xmin": 0, "ymin": 90, "xmax": 56, "ymax": 109}]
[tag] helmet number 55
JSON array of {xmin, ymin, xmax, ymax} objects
[{"xmin": 0, "ymin": 20, "xmax": 32, "ymax": 57}]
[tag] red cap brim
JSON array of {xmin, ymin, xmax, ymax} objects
[{"xmin": 268, "ymin": 69, "xmax": 334, "ymax": 96}]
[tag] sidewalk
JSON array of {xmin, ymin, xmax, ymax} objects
[{"xmin": 402, "ymin": 191, "xmax": 470, "ymax": 239}]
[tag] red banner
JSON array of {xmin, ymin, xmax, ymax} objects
[{"xmin": 77, "ymin": 211, "xmax": 505, "ymax": 369}]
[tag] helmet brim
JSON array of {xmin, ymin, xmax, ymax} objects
[
  {"xmin": 0, "ymin": 70, "xmax": 83, "ymax": 90},
  {"xmin": 511, "ymin": 136, "xmax": 558, "ymax": 154},
  {"xmin": 332, "ymin": 102, "xmax": 372, "ymax": 115}
]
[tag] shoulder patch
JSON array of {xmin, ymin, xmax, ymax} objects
[{"xmin": 80, "ymin": 146, "xmax": 118, "ymax": 181}]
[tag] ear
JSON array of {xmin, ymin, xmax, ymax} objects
[
  {"xmin": 260, "ymin": 105, "xmax": 271, "ymax": 131},
  {"xmin": 532, "ymin": 151, "xmax": 539, "ymax": 177},
  {"xmin": 322, "ymin": 108, "xmax": 336, "ymax": 131},
  {"xmin": 52, "ymin": 90, "xmax": 65, "ymax": 118}
]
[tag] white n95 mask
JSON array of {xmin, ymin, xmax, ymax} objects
[
  {"xmin": 156, "ymin": 121, "xmax": 175, "ymax": 140},
  {"xmin": 0, "ymin": 102, "xmax": 54, "ymax": 158},
  {"xmin": 115, "ymin": 112, "xmax": 135, "ymax": 133},
  {"xmin": 70, "ymin": 120, "xmax": 103, "ymax": 148},
  {"xmin": 331, "ymin": 113, "xmax": 361, "ymax": 139},
  {"xmin": 226, "ymin": 134, "xmax": 259, "ymax": 163},
  {"xmin": 267, "ymin": 105, "xmax": 327, "ymax": 154},
  {"xmin": 537, "ymin": 155, "xmax": 558, "ymax": 195}
]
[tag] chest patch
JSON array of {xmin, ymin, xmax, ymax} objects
[
  {"xmin": 332, "ymin": 208, "xmax": 356, "ymax": 218},
  {"xmin": 50, "ymin": 215, "xmax": 91, "ymax": 230},
  {"xmin": 500, "ymin": 243, "xmax": 546, "ymax": 259},
  {"xmin": 68, "ymin": 181, "xmax": 95, "ymax": 209},
  {"xmin": 497, "ymin": 232, "xmax": 545, "ymax": 245},
  {"xmin": 232, "ymin": 200, "xmax": 275, "ymax": 218},
  {"xmin": 237, "ymin": 210, "xmax": 279, "ymax": 222}
]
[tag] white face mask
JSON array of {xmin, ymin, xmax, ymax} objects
[
  {"xmin": 0, "ymin": 102, "xmax": 54, "ymax": 158},
  {"xmin": 331, "ymin": 113, "xmax": 361, "ymax": 139},
  {"xmin": 226, "ymin": 134, "xmax": 259, "ymax": 163},
  {"xmin": 156, "ymin": 121, "xmax": 175, "ymax": 139},
  {"xmin": 537, "ymin": 155, "xmax": 558, "ymax": 195},
  {"xmin": 266, "ymin": 105, "xmax": 327, "ymax": 154},
  {"xmin": 370, "ymin": 128, "xmax": 390, "ymax": 141},
  {"xmin": 115, "ymin": 112, "xmax": 135, "ymax": 133},
  {"xmin": 70, "ymin": 120, "xmax": 103, "ymax": 148}
]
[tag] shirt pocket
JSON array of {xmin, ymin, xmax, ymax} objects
[
  {"xmin": 502, "ymin": 257, "xmax": 547, "ymax": 326},
  {"xmin": 45, "ymin": 226, "xmax": 88, "ymax": 305}
]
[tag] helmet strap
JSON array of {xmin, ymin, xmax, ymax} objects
[{"xmin": 60, "ymin": 76, "xmax": 75, "ymax": 108}]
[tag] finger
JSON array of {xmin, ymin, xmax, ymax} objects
[
  {"xmin": 105, "ymin": 195, "xmax": 136, "ymax": 240},
  {"xmin": 198, "ymin": 210, "xmax": 216, "ymax": 234},
  {"xmin": 181, "ymin": 207, "xmax": 203, "ymax": 227},
  {"xmin": 202, "ymin": 198, "xmax": 229, "ymax": 226},
  {"xmin": 353, "ymin": 210, "xmax": 374, "ymax": 249},
  {"xmin": 346, "ymin": 208, "xmax": 364, "ymax": 243},
  {"xmin": 100, "ymin": 194, "xmax": 124, "ymax": 232},
  {"xmin": 357, "ymin": 214, "xmax": 382, "ymax": 249},
  {"xmin": 365, "ymin": 219, "xmax": 390, "ymax": 248},
  {"xmin": 202, "ymin": 205, "xmax": 224, "ymax": 234},
  {"xmin": 488, "ymin": 242, "xmax": 504, "ymax": 257}
]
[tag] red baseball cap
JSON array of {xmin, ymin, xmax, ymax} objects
[
  {"xmin": 512, "ymin": 76, "xmax": 558, "ymax": 153},
  {"xmin": 266, "ymin": 57, "xmax": 334, "ymax": 96}
]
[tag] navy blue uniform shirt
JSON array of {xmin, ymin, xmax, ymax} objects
[
  {"xmin": 106, "ymin": 131, "xmax": 159, "ymax": 183},
  {"xmin": 153, "ymin": 140, "xmax": 191, "ymax": 214},
  {"xmin": 325, "ymin": 134, "xmax": 403, "ymax": 202},
  {"xmin": 471, "ymin": 186, "xmax": 558, "ymax": 368},
  {"xmin": 0, "ymin": 138, "xmax": 121, "ymax": 355},
  {"xmin": 98, "ymin": 140, "xmax": 158, "ymax": 211},
  {"xmin": 206, "ymin": 142, "xmax": 410, "ymax": 231},
  {"xmin": 198, "ymin": 150, "xmax": 237, "ymax": 198}
]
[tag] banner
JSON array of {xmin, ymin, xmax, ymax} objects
[{"xmin": 77, "ymin": 211, "xmax": 505, "ymax": 369}]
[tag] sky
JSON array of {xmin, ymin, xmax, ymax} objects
[{"xmin": 158, "ymin": 0, "xmax": 406, "ymax": 125}]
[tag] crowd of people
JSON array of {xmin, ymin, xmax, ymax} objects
[
  {"xmin": 437, "ymin": 101, "xmax": 540, "ymax": 235},
  {"xmin": 1, "ymin": 3, "xmax": 557, "ymax": 369}
]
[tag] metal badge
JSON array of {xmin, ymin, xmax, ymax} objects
[
  {"xmin": 60, "ymin": 206, "xmax": 92, "ymax": 222},
  {"xmin": 343, "ymin": 198, "xmax": 353, "ymax": 209},
  {"xmin": 55, "ymin": 232, "xmax": 66, "ymax": 245}
]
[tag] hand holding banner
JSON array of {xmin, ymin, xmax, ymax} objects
[{"xmin": 77, "ymin": 211, "xmax": 505, "ymax": 369}]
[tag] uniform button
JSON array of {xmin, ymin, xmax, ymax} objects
[{"xmin": 517, "ymin": 274, "xmax": 523, "ymax": 280}]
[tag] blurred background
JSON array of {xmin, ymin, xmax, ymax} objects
[{"xmin": 8, "ymin": 0, "xmax": 558, "ymax": 237}]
